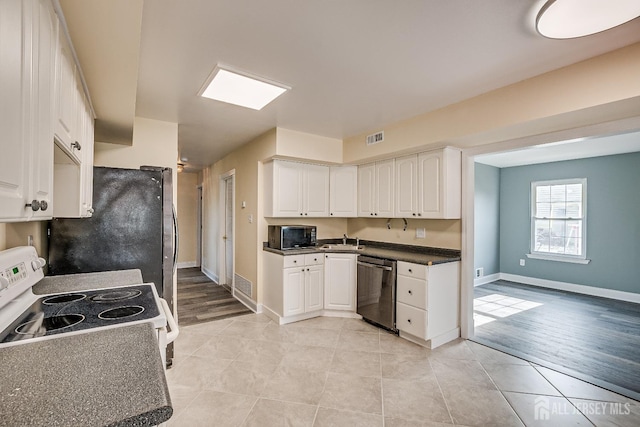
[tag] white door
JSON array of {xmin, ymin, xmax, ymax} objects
[
  {"xmin": 357, "ymin": 163, "xmax": 375, "ymax": 217},
  {"xmin": 395, "ymin": 155, "xmax": 417, "ymax": 218},
  {"xmin": 329, "ymin": 166, "xmax": 357, "ymax": 217},
  {"xmin": 376, "ymin": 159, "xmax": 395, "ymax": 217},
  {"xmin": 324, "ymin": 254, "xmax": 356, "ymax": 311},
  {"xmin": 303, "ymin": 164, "xmax": 329, "ymax": 217},
  {"xmin": 418, "ymin": 151, "xmax": 442, "ymax": 217},
  {"xmin": 283, "ymin": 267, "xmax": 305, "ymax": 316},
  {"xmin": 0, "ymin": 0, "xmax": 30, "ymax": 221},
  {"xmin": 223, "ymin": 175, "xmax": 234, "ymax": 288},
  {"xmin": 305, "ymin": 265, "xmax": 324, "ymax": 312}
]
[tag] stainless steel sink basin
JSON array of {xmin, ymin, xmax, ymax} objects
[{"xmin": 320, "ymin": 244, "xmax": 364, "ymax": 251}]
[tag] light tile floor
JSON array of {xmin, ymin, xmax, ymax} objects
[{"xmin": 166, "ymin": 313, "xmax": 640, "ymax": 426}]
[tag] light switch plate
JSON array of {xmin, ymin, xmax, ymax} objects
[{"xmin": 416, "ymin": 228, "xmax": 426, "ymax": 238}]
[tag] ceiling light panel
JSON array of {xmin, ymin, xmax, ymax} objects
[
  {"xmin": 199, "ymin": 66, "xmax": 289, "ymax": 110},
  {"xmin": 536, "ymin": 0, "xmax": 640, "ymax": 39}
]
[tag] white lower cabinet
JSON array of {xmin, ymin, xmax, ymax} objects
[
  {"xmin": 264, "ymin": 252, "xmax": 325, "ymax": 321},
  {"xmin": 395, "ymin": 260, "xmax": 460, "ymax": 348},
  {"xmin": 324, "ymin": 253, "xmax": 356, "ymax": 311}
]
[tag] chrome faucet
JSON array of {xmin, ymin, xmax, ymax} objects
[{"xmin": 343, "ymin": 233, "xmax": 348, "ymax": 245}]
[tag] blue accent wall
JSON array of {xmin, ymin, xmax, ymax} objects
[
  {"xmin": 499, "ymin": 152, "xmax": 640, "ymax": 294},
  {"xmin": 474, "ymin": 163, "xmax": 500, "ymax": 276}
]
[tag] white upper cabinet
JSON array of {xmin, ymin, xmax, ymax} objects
[
  {"xmin": 54, "ymin": 26, "xmax": 79, "ymax": 161},
  {"xmin": 395, "ymin": 155, "xmax": 418, "ymax": 218},
  {"xmin": 418, "ymin": 148, "xmax": 461, "ymax": 219},
  {"xmin": 357, "ymin": 159, "xmax": 395, "ymax": 217},
  {"xmin": 0, "ymin": 0, "xmax": 57, "ymax": 222},
  {"xmin": 264, "ymin": 160, "xmax": 329, "ymax": 218},
  {"xmin": 329, "ymin": 166, "xmax": 357, "ymax": 217}
]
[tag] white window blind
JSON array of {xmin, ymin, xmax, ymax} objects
[{"xmin": 531, "ymin": 178, "xmax": 586, "ymax": 260}]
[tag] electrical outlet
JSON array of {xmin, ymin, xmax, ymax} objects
[
  {"xmin": 416, "ymin": 228, "xmax": 426, "ymax": 239},
  {"xmin": 519, "ymin": 259, "xmax": 525, "ymax": 266},
  {"xmin": 475, "ymin": 268, "xmax": 484, "ymax": 278},
  {"xmin": 248, "ymin": 214, "xmax": 253, "ymax": 223}
]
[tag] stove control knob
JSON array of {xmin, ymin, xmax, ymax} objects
[
  {"xmin": 31, "ymin": 257, "xmax": 46, "ymax": 272},
  {"xmin": 0, "ymin": 276, "xmax": 9, "ymax": 291}
]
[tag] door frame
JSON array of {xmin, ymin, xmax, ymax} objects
[
  {"xmin": 219, "ymin": 169, "xmax": 235, "ymax": 291},
  {"xmin": 460, "ymin": 116, "xmax": 640, "ymax": 339},
  {"xmin": 196, "ymin": 184, "xmax": 203, "ymax": 268}
]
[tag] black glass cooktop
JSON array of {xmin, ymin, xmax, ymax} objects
[{"xmin": 0, "ymin": 285, "xmax": 160, "ymax": 344}]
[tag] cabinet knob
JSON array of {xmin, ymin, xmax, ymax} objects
[
  {"xmin": 71, "ymin": 141, "xmax": 82, "ymax": 151},
  {"xmin": 374, "ymin": 213, "xmax": 378, "ymax": 216},
  {"xmin": 25, "ymin": 200, "xmax": 41, "ymax": 211},
  {"xmin": 314, "ymin": 258, "xmax": 317, "ymax": 261},
  {"xmin": 300, "ymin": 213, "xmax": 303, "ymax": 216},
  {"xmin": 418, "ymin": 213, "xmax": 422, "ymax": 217},
  {"xmin": 408, "ymin": 290, "xmax": 413, "ymax": 295},
  {"xmin": 305, "ymin": 213, "xmax": 308, "ymax": 216},
  {"xmin": 370, "ymin": 213, "xmax": 373, "ymax": 216},
  {"xmin": 293, "ymin": 260, "xmax": 297, "ymax": 263},
  {"xmin": 88, "ymin": 207, "xmax": 95, "ymax": 214},
  {"xmin": 412, "ymin": 213, "xmax": 416, "ymax": 216},
  {"xmin": 330, "ymin": 213, "xmax": 333, "ymax": 216},
  {"xmin": 408, "ymin": 269, "xmax": 412, "ymax": 273},
  {"xmin": 39, "ymin": 200, "xmax": 48, "ymax": 211},
  {"xmin": 306, "ymin": 268, "xmax": 309, "ymax": 271},
  {"xmin": 407, "ymin": 319, "xmax": 412, "ymax": 324}
]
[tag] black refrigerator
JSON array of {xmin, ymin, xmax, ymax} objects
[{"xmin": 47, "ymin": 166, "xmax": 177, "ymax": 366}]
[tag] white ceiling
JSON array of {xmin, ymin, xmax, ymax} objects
[
  {"xmin": 475, "ymin": 130, "xmax": 640, "ymax": 168},
  {"xmin": 61, "ymin": 0, "xmax": 640, "ymax": 169}
]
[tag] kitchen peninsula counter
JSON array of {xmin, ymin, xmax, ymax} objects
[
  {"xmin": 0, "ymin": 323, "xmax": 171, "ymax": 427},
  {"xmin": 263, "ymin": 240, "xmax": 461, "ymax": 265}
]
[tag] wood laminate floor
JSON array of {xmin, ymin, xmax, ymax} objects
[
  {"xmin": 473, "ymin": 280, "xmax": 640, "ymax": 400},
  {"xmin": 177, "ymin": 267, "xmax": 252, "ymax": 326}
]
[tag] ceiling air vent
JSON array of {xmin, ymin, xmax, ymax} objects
[{"xmin": 366, "ymin": 131, "xmax": 384, "ymax": 146}]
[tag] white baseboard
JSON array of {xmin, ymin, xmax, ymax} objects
[
  {"xmin": 500, "ymin": 273, "xmax": 640, "ymax": 304},
  {"xmin": 474, "ymin": 273, "xmax": 500, "ymax": 287},
  {"xmin": 177, "ymin": 261, "xmax": 197, "ymax": 269},
  {"xmin": 233, "ymin": 288, "xmax": 257, "ymax": 312},
  {"xmin": 201, "ymin": 266, "xmax": 218, "ymax": 284}
]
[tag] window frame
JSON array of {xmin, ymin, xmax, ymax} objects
[{"xmin": 528, "ymin": 178, "xmax": 589, "ymax": 264}]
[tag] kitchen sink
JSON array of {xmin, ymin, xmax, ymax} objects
[{"xmin": 320, "ymin": 244, "xmax": 364, "ymax": 251}]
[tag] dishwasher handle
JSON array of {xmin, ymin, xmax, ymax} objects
[{"xmin": 357, "ymin": 261, "xmax": 393, "ymax": 271}]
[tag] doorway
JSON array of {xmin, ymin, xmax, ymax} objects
[
  {"xmin": 221, "ymin": 172, "xmax": 235, "ymax": 293},
  {"xmin": 461, "ymin": 120, "xmax": 640, "ymax": 400}
]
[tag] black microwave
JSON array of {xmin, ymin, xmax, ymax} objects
[{"xmin": 268, "ymin": 225, "xmax": 317, "ymax": 250}]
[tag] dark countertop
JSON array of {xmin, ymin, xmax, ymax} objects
[
  {"xmin": 0, "ymin": 270, "xmax": 172, "ymax": 427},
  {"xmin": 35, "ymin": 269, "xmax": 144, "ymax": 295},
  {"xmin": 263, "ymin": 240, "xmax": 461, "ymax": 265},
  {"xmin": 0, "ymin": 324, "xmax": 172, "ymax": 427}
]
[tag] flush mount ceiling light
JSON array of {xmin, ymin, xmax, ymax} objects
[
  {"xmin": 198, "ymin": 65, "xmax": 290, "ymax": 110},
  {"xmin": 536, "ymin": 0, "xmax": 640, "ymax": 39}
]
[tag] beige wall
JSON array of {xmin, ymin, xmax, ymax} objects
[
  {"xmin": 0, "ymin": 224, "xmax": 6, "ymax": 251},
  {"xmin": 203, "ymin": 129, "xmax": 277, "ymax": 300},
  {"xmin": 95, "ymin": 117, "xmax": 179, "ymax": 170},
  {"xmin": 275, "ymin": 128, "xmax": 343, "ymax": 163},
  {"xmin": 177, "ymin": 172, "xmax": 199, "ymax": 266},
  {"xmin": 344, "ymin": 42, "xmax": 640, "ymax": 164},
  {"xmin": 348, "ymin": 218, "xmax": 461, "ymax": 250}
]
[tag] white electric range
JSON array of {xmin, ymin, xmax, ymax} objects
[{"xmin": 0, "ymin": 246, "xmax": 178, "ymax": 367}]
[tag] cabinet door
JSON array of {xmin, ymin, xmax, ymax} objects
[
  {"xmin": 80, "ymin": 97, "xmax": 94, "ymax": 216},
  {"xmin": 54, "ymin": 29, "xmax": 77, "ymax": 156},
  {"xmin": 357, "ymin": 163, "xmax": 375, "ymax": 217},
  {"xmin": 30, "ymin": 0, "xmax": 57, "ymax": 220},
  {"xmin": 303, "ymin": 164, "xmax": 329, "ymax": 217},
  {"xmin": 324, "ymin": 253, "xmax": 356, "ymax": 311},
  {"xmin": 376, "ymin": 159, "xmax": 394, "ymax": 217},
  {"xmin": 395, "ymin": 155, "xmax": 417, "ymax": 218},
  {"xmin": 417, "ymin": 151, "xmax": 442, "ymax": 218},
  {"xmin": 0, "ymin": 0, "xmax": 30, "ymax": 220},
  {"xmin": 273, "ymin": 161, "xmax": 303, "ymax": 217},
  {"xmin": 329, "ymin": 166, "xmax": 357, "ymax": 217},
  {"xmin": 305, "ymin": 265, "xmax": 324, "ymax": 312},
  {"xmin": 283, "ymin": 267, "xmax": 305, "ymax": 317}
]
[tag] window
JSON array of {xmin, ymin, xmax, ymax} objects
[{"xmin": 530, "ymin": 178, "xmax": 588, "ymax": 263}]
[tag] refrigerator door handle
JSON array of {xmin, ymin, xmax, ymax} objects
[{"xmin": 172, "ymin": 204, "xmax": 179, "ymax": 274}]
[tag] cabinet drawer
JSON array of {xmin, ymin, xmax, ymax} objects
[
  {"xmin": 304, "ymin": 253, "xmax": 324, "ymax": 266},
  {"xmin": 397, "ymin": 261, "xmax": 427, "ymax": 280},
  {"xmin": 283, "ymin": 254, "xmax": 305, "ymax": 269},
  {"xmin": 396, "ymin": 276, "xmax": 427, "ymax": 310},
  {"xmin": 396, "ymin": 302, "xmax": 427, "ymax": 338}
]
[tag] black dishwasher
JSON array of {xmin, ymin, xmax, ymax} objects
[{"xmin": 356, "ymin": 255, "xmax": 398, "ymax": 333}]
